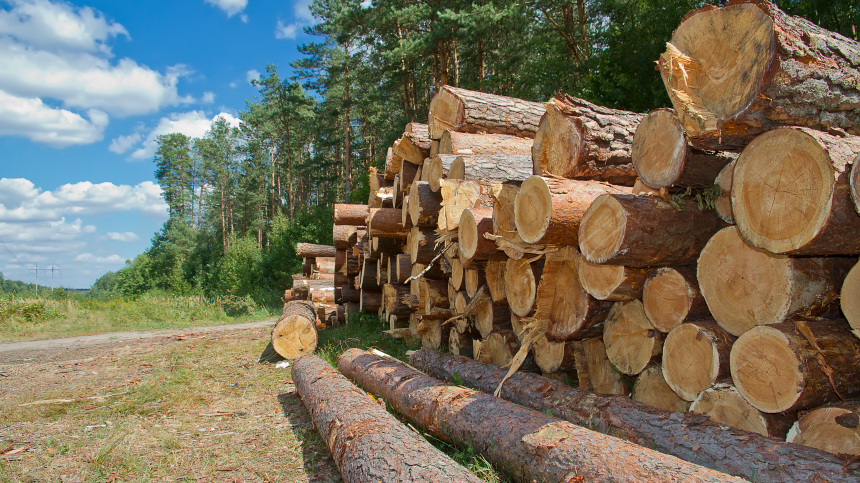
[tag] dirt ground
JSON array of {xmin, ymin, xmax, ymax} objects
[{"xmin": 0, "ymin": 324, "xmax": 341, "ymax": 483}]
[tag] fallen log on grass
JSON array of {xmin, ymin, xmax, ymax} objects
[
  {"xmin": 291, "ymin": 355, "xmax": 483, "ymax": 483},
  {"xmin": 271, "ymin": 301, "xmax": 318, "ymax": 359},
  {"xmin": 408, "ymin": 348, "xmax": 858, "ymax": 483}
]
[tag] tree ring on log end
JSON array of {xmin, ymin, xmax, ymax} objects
[
  {"xmin": 426, "ymin": 156, "xmax": 444, "ymax": 192},
  {"xmin": 643, "ymin": 268, "xmax": 693, "ymax": 333},
  {"xmin": 533, "ymin": 334, "xmax": 566, "ymax": 374},
  {"xmin": 272, "ymin": 315, "xmax": 317, "ymax": 359},
  {"xmin": 458, "ymin": 209, "xmax": 479, "ymax": 260},
  {"xmin": 730, "ymin": 325, "xmax": 803, "ymax": 413},
  {"xmin": 578, "ymin": 194, "xmax": 625, "ymax": 264},
  {"xmin": 732, "ymin": 128, "xmax": 833, "ymax": 254},
  {"xmin": 448, "ymin": 157, "xmax": 466, "ymax": 180},
  {"xmin": 515, "ymin": 176, "xmax": 553, "ymax": 244},
  {"xmin": 690, "ymin": 385, "xmax": 772, "ymax": 436},
  {"xmin": 662, "ymin": 323, "xmax": 720, "ymax": 401},
  {"xmin": 579, "ymin": 259, "xmax": 626, "ymax": 300},
  {"xmin": 505, "ymin": 258, "xmax": 537, "ymax": 317},
  {"xmin": 632, "ymin": 109, "xmax": 687, "ymax": 189},
  {"xmin": 788, "ymin": 406, "xmax": 860, "ymax": 455},
  {"xmin": 841, "ymin": 261, "xmax": 860, "ymax": 333},
  {"xmin": 549, "ymin": 259, "xmax": 589, "ymax": 337},
  {"xmin": 603, "ymin": 300, "xmax": 658, "ymax": 375},
  {"xmin": 532, "ymin": 103, "xmax": 583, "ymax": 178}
]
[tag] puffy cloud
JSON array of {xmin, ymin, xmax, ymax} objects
[
  {"xmin": 204, "ymin": 0, "xmax": 248, "ymax": 18},
  {"xmin": 246, "ymin": 69, "xmax": 260, "ymax": 84},
  {"xmin": 0, "ymin": 89, "xmax": 107, "ymax": 146},
  {"xmin": 108, "ymin": 131, "xmax": 142, "ymax": 154},
  {"xmin": 115, "ymin": 110, "xmax": 240, "ymax": 161},
  {"xmin": 106, "ymin": 231, "xmax": 140, "ymax": 242},
  {"xmin": 74, "ymin": 253, "xmax": 126, "ymax": 264},
  {"xmin": 201, "ymin": 91, "xmax": 215, "ymax": 104},
  {"xmin": 274, "ymin": 0, "xmax": 315, "ymax": 40},
  {"xmin": 275, "ymin": 19, "xmax": 299, "ymax": 39}
]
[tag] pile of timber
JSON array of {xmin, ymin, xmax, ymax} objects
[
  {"xmin": 288, "ymin": 1, "xmax": 860, "ymax": 476},
  {"xmin": 283, "ymin": 242, "xmax": 343, "ymax": 327}
]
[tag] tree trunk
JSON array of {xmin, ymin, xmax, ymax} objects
[
  {"xmin": 659, "ymin": 0, "xmax": 860, "ymax": 150},
  {"xmin": 578, "ymin": 259, "xmax": 648, "ymax": 302},
  {"xmin": 515, "ymin": 176, "xmax": 631, "ymax": 245},
  {"xmin": 367, "ymin": 208, "xmax": 408, "ymax": 238},
  {"xmin": 532, "ymin": 93, "xmax": 643, "ymax": 185},
  {"xmin": 632, "ymin": 109, "xmax": 738, "ymax": 189},
  {"xmin": 579, "ymin": 194, "xmax": 725, "ymax": 267},
  {"xmin": 334, "ymin": 204, "xmax": 369, "ymax": 226},
  {"xmin": 410, "ymin": 348, "xmax": 857, "ymax": 483},
  {"xmin": 697, "ymin": 226, "xmax": 853, "ymax": 336},
  {"xmin": 731, "ymin": 319, "xmax": 860, "ymax": 413},
  {"xmin": 408, "ymin": 227, "xmax": 438, "ymax": 265},
  {"xmin": 407, "ymin": 181, "xmax": 442, "ymax": 227},
  {"xmin": 691, "ymin": 383, "xmax": 795, "ymax": 439},
  {"xmin": 504, "ymin": 257, "xmax": 544, "ymax": 317},
  {"xmin": 439, "ymin": 130, "xmax": 532, "ymax": 156},
  {"xmin": 545, "ymin": 250, "xmax": 613, "ymax": 341},
  {"xmin": 485, "ymin": 260, "xmax": 507, "ymax": 306},
  {"xmin": 428, "ymin": 85, "xmax": 544, "ymax": 139},
  {"xmin": 633, "ymin": 363, "xmax": 690, "ymax": 413},
  {"xmin": 662, "ymin": 321, "xmax": 736, "ymax": 401},
  {"xmin": 643, "ymin": 266, "xmax": 710, "ymax": 333},
  {"xmin": 394, "ymin": 122, "xmax": 432, "ymax": 165},
  {"xmin": 333, "ymin": 225, "xmax": 358, "ymax": 250},
  {"xmin": 458, "ymin": 208, "xmax": 504, "ymax": 262},
  {"xmin": 732, "ymin": 127, "xmax": 860, "ymax": 255},
  {"xmin": 604, "ymin": 300, "xmax": 663, "ymax": 375},
  {"xmin": 786, "ymin": 401, "xmax": 860, "ymax": 456},
  {"xmin": 296, "ymin": 243, "xmax": 337, "ymax": 258},
  {"xmin": 424, "ymin": 155, "xmax": 458, "ymax": 192},
  {"xmin": 572, "ymin": 337, "xmax": 630, "ymax": 395},
  {"xmin": 359, "ymin": 289, "xmax": 382, "ymax": 313},
  {"xmin": 447, "ymin": 154, "xmax": 533, "ymax": 183},
  {"xmin": 475, "ymin": 297, "xmax": 511, "ymax": 339},
  {"xmin": 384, "ymin": 146, "xmax": 402, "ymax": 181},
  {"xmin": 271, "ymin": 301, "xmax": 318, "ymax": 359},
  {"xmin": 292, "ymin": 280, "xmax": 334, "ymax": 299},
  {"xmin": 291, "ymin": 355, "xmax": 483, "ymax": 483},
  {"xmin": 438, "ymin": 179, "xmax": 495, "ymax": 232}
]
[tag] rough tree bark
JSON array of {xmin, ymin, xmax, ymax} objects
[
  {"xmin": 439, "ymin": 129, "xmax": 533, "ymax": 155},
  {"xmin": 428, "ymin": 85, "xmax": 544, "ymax": 139},
  {"xmin": 296, "ymin": 243, "xmax": 337, "ymax": 258},
  {"xmin": 447, "ymin": 154, "xmax": 533, "ymax": 183},
  {"xmin": 334, "ymin": 204, "xmax": 369, "ymax": 226},
  {"xmin": 408, "ymin": 181, "xmax": 443, "ymax": 227}
]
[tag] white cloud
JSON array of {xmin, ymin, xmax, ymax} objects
[
  {"xmin": 106, "ymin": 231, "xmax": 140, "ymax": 242},
  {"xmin": 118, "ymin": 110, "xmax": 241, "ymax": 161},
  {"xmin": 74, "ymin": 253, "xmax": 126, "ymax": 264},
  {"xmin": 201, "ymin": 91, "xmax": 215, "ymax": 104},
  {"xmin": 229, "ymin": 81, "xmax": 237, "ymax": 88},
  {"xmin": 275, "ymin": 19, "xmax": 299, "ymax": 39},
  {"xmin": 360, "ymin": 0, "xmax": 372, "ymax": 7},
  {"xmin": 274, "ymin": 1, "xmax": 315, "ymax": 40},
  {"xmin": 204, "ymin": 0, "xmax": 247, "ymax": 18},
  {"xmin": 108, "ymin": 131, "xmax": 142, "ymax": 154},
  {"xmin": 0, "ymin": 89, "xmax": 108, "ymax": 146},
  {"xmin": 246, "ymin": 69, "xmax": 260, "ymax": 84}
]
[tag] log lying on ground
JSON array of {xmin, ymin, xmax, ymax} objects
[
  {"xmin": 662, "ymin": 321, "xmax": 735, "ymax": 401},
  {"xmin": 633, "ymin": 363, "xmax": 689, "ymax": 413},
  {"xmin": 515, "ymin": 176, "xmax": 632, "ymax": 245},
  {"xmin": 532, "ymin": 94, "xmax": 643, "ymax": 185},
  {"xmin": 732, "ymin": 127, "xmax": 860, "ymax": 255},
  {"xmin": 578, "ymin": 259, "xmax": 648, "ymax": 301},
  {"xmin": 659, "ymin": 1, "xmax": 860, "ymax": 150},
  {"xmin": 713, "ymin": 159, "xmax": 736, "ymax": 224},
  {"xmin": 787, "ymin": 401, "xmax": 860, "ymax": 456},
  {"xmin": 579, "ymin": 194, "xmax": 724, "ymax": 267},
  {"xmin": 367, "ymin": 208, "xmax": 408, "ymax": 238},
  {"xmin": 572, "ymin": 337, "xmax": 629, "ymax": 395},
  {"xmin": 447, "ymin": 154, "xmax": 532, "ymax": 183},
  {"xmin": 439, "ymin": 130, "xmax": 533, "ymax": 155},
  {"xmin": 334, "ymin": 204, "xmax": 369, "ymax": 226},
  {"xmin": 642, "ymin": 266, "xmax": 710, "ymax": 333},
  {"xmin": 604, "ymin": 300, "xmax": 663, "ymax": 375},
  {"xmin": 340, "ymin": 349, "xmax": 744, "ymax": 483},
  {"xmin": 271, "ymin": 301, "xmax": 318, "ymax": 359},
  {"xmin": 691, "ymin": 383, "xmax": 795, "ymax": 439},
  {"xmin": 410, "ymin": 348, "xmax": 856, "ymax": 483},
  {"xmin": 291, "ymin": 355, "xmax": 482, "ymax": 483},
  {"xmin": 296, "ymin": 243, "xmax": 337, "ymax": 258},
  {"xmin": 697, "ymin": 226, "xmax": 853, "ymax": 336},
  {"xmin": 393, "ymin": 122, "xmax": 432, "ymax": 165},
  {"xmin": 427, "ymin": 85, "xmax": 544, "ymax": 139},
  {"xmin": 731, "ymin": 319, "xmax": 860, "ymax": 413},
  {"xmin": 407, "ymin": 181, "xmax": 442, "ymax": 227}
]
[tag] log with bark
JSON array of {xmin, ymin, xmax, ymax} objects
[
  {"xmin": 427, "ymin": 85, "xmax": 544, "ymax": 139},
  {"xmin": 382, "ymin": 283, "xmax": 411, "ymax": 318},
  {"xmin": 475, "ymin": 297, "xmax": 511, "ymax": 339},
  {"xmin": 310, "ymin": 288, "xmax": 335, "ymax": 304},
  {"xmin": 662, "ymin": 321, "xmax": 735, "ymax": 401},
  {"xmin": 357, "ymin": 258, "xmax": 380, "ymax": 290},
  {"xmin": 515, "ymin": 176, "xmax": 632, "ymax": 245},
  {"xmin": 713, "ymin": 159, "xmax": 736, "ymax": 224},
  {"xmin": 532, "ymin": 93, "xmax": 643, "ymax": 184},
  {"xmin": 334, "ymin": 204, "xmax": 369, "ymax": 226},
  {"xmin": 334, "ymin": 249, "xmax": 346, "ymax": 272},
  {"xmin": 787, "ymin": 401, "xmax": 860, "ymax": 456},
  {"xmin": 291, "ymin": 355, "xmax": 483, "ymax": 483},
  {"xmin": 370, "ymin": 237, "xmax": 403, "ymax": 257},
  {"xmin": 340, "ymin": 284, "xmax": 360, "ymax": 304},
  {"xmin": 578, "ymin": 193, "xmax": 725, "ymax": 267},
  {"xmin": 489, "ymin": 181, "xmax": 525, "ymax": 259},
  {"xmin": 292, "ymin": 279, "xmax": 334, "ymax": 299},
  {"xmin": 393, "ymin": 122, "xmax": 432, "ymax": 165},
  {"xmin": 437, "ymin": 179, "xmax": 495, "ymax": 232},
  {"xmin": 691, "ymin": 383, "xmax": 795, "ymax": 439},
  {"xmin": 604, "ymin": 300, "xmax": 663, "ymax": 375},
  {"xmin": 446, "ymin": 154, "xmax": 533, "ymax": 183},
  {"xmin": 368, "ymin": 166, "xmax": 394, "ymax": 205},
  {"xmin": 407, "ymin": 181, "xmax": 443, "ymax": 227},
  {"xmin": 391, "ymin": 253, "xmax": 412, "ymax": 285},
  {"xmin": 359, "ymin": 289, "xmax": 382, "ymax": 313},
  {"xmin": 463, "ymin": 268, "xmax": 485, "ymax": 298},
  {"xmin": 422, "ymin": 278, "xmax": 449, "ymax": 313},
  {"xmin": 271, "ymin": 301, "xmax": 318, "ymax": 359},
  {"xmin": 475, "ymin": 330, "xmax": 522, "ymax": 368},
  {"xmin": 410, "ymin": 347, "xmax": 858, "ymax": 483},
  {"xmin": 296, "ymin": 243, "xmax": 337, "ymax": 258},
  {"xmin": 484, "ymin": 260, "xmax": 507, "ymax": 306},
  {"xmin": 697, "ymin": 226, "xmax": 853, "ymax": 336},
  {"xmin": 384, "ymin": 146, "xmax": 402, "ymax": 181},
  {"xmin": 458, "ymin": 208, "xmax": 504, "ymax": 262},
  {"xmin": 366, "ymin": 208, "xmax": 408, "ymax": 239},
  {"xmin": 408, "ymin": 227, "xmax": 438, "ymax": 265},
  {"xmin": 659, "ymin": 0, "xmax": 860, "ymax": 150},
  {"xmin": 438, "ymin": 129, "xmax": 533, "ymax": 156},
  {"xmin": 572, "ymin": 337, "xmax": 630, "ymax": 396},
  {"xmin": 578, "ymin": 259, "xmax": 648, "ymax": 301},
  {"xmin": 633, "ymin": 363, "xmax": 690, "ymax": 413},
  {"xmin": 642, "ymin": 266, "xmax": 710, "ymax": 333},
  {"xmin": 731, "ymin": 127, "xmax": 860, "ymax": 255},
  {"xmin": 423, "ymin": 155, "xmax": 458, "ymax": 192},
  {"xmin": 333, "ymin": 225, "xmax": 358, "ymax": 250},
  {"xmin": 398, "ymin": 157, "xmax": 420, "ymax": 189},
  {"xmin": 731, "ymin": 319, "xmax": 860, "ymax": 413},
  {"xmin": 632, "ymin": 108, "xmax": 737, "ymax": 189},
  {"xmin": 340, "ymin": 349, "xmax": 746, "ymax": 483},
  {"xmin": 533, "ymin": 335, "xmax": 576, "ymax": 375}
]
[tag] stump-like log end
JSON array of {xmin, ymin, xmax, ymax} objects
[
  {"xmin": 272, "ymin": 314, "xmax": 318, "ymax": 359},
  {"xmin": 578, "ymin": 259, "xmax": 626, "ymax": 300},
  {"xmin": 659, "ymin": 3, "xmax": 774, "ymax": 137},
  {"xmin": 663, "ymin": 323, "xmax": 720, "ymax": 401},
  {"xmin": 579, "ymin": 194, "xmax": 626, "ymax": 264},
  {"xmin": 842, "ymin": 261, "xmax": 860, "ymax": 333},
  {"xmin": 532, "ymin": 102, "xmax": 582, "ymax": 178},
  {"xmin": 603, "ymin": 300, "xmax": 660, "ymax": 375},
  {"xmin": 533, "ymin": 335, "xmax": 567, "ymax": 374},
  {"xmin": 458, "ymin": 209, "xmax": 479, "ymax": 260},
  {"xmin": 633, "ymin": 364, "xmax": 690, "ymax": 413},
  {"xmin": 505, "ymin": 258, "xmax": 538, "ymax": 317},
  {"xmin": 643, "ymin": 267, "xmax": 694, "ymax": 333},
  {"xmin": 548, "ymin": 257, "xmax": 592, "ymax": 339},
  {"xmin": 515, "ymin": 176, "xmax": 553, "ymax": 244},
  {"xmin": 788, "ymin": 405, "xmax": 860, "ymax": 456},
  {"xmin": 428, "ymin": 88, "xmax": 462, "ymax": 139},
  {"xmin": 632, "ymin": 109, "xmax": 687, "ymax": 189},
  {"xmin": 730, "ymin": 325, "xmax": 803, "ymax": 413},
  {"xmin": 691, "ymin": 384, "xmax": 774, "ymax": 437}
]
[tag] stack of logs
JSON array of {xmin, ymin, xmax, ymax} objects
[
  {"xmin": 284, "ymin": 243, "xmax": 343, "ymax": 327},
  {"xmin": 296, "ymin": 0, "xmax": 860, "ymax": 462}
]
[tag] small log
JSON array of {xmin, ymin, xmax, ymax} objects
[
  {"xmin": 572, "ymin": 337, "xmax": 630, "ymax": 396},
  {"xmin": 311, "ymin": 272, "xmax": 334, "ymax": 281},
  {"xmin": 713, "ymin": 159, "xmax": 736, "ymax": 224},
  {"xmin": 292, "ymin": 279, "xmax": 333, "ymax": 299},
  {"xmin": 578, "ymin": 259, "xmax": 648, "ymax": 301},
  {"xmin": 333, "ymin": 203, "xmax": 368, "ymax": 226},
  {"xmin": 643, "ymin": 266, "xmax": 710, "ymax": 333},
  {"xmin": 384, "ymin": 146, "xmax": 401, "ymax": 180},
  {"xmin": 370, "ymin": 237, "xmax": 402, "ymax": 257},
  {"xmin": 732, "ymin": 127, "xmax": 860, "ymax": 255},
  {"xmin": 358, "ymin": 258, "xmax": 380, "ymax": 290},
  {"xmin": 504, "ymin": 257, "xmax": 544, "ymax": 317},
  {"xmin": 453, "ymin": 291, "xmax": 471, "ymax": 316},
  {"xmin": 439, "ymin": 129, "xmax": 532, "ymax": 155},
  {"xmin": 408, "ymin": 227, "xmax": 437, "ymax": 265},
  {"xmin": 458, "ymin": 208, "xmax": 504, "ymax": 262},
  {"xmin": 515, "ymin": 176, "xmax": 632, "ymax": 245},
  {"xmin": 344, "ymin": 252, "xmax": 360, "ymax": 277},
  {"xmin": 691, "ymin": 383, "xmax": 795, "ymax": 439},
  {"xmin": 424, "ymin": 155, "xmax": 458, "ymax": 192},
  {"xmin": 447, "ymin": 154, "xmax": 533, "ymax": 183},
  {"xmin": 632, "ymin": 109, "xmax": 737, "ymax": 189},
  {"xmin": 438, "ymin": 179, "xmax": 495, "ymax": 232},
  {"xmin": 393, "ymin": 122, "xmax": 431, "ymax": 165},
  {"xmin": 359, "ymin": 289, "xmax": 382, "ymax": 313},
  {"xmin": 604, "ymin": 300, "xmax": 663, "ymax": 375},
  {"xmin": 484, "ymin": 260, "xmax": 507, "ymax": 306},
  {"xmin": 375, "ymin": 257, "xmax": 388, "ymax": 287},
  {"xmin": 310, "ymin": 288, "xmax": 335, "ymax": 304},
  {"xmin": 407, "ymin": 181, "xmax": 442, "ymax": 227},
  {"xmin": 422, "ymin": 278, "xmax": 449, "ymax": 313},
  {"xmin": 367, "ymin": 208, "xmax": 408, "ymax": 238},
  {"xmin": 787, "ymin": 401, "xmax": 860, "ymax": 456},
  {"xmin": 334, "ymin": 249, "xmax": 346, "ymax": 272},
  {"xmin": 427, "ymin": 85, "xmax": 544, "ymax": 139},
  {"xmin": 334, "ymin": 272, "xmax": 348, "ymax": 287},
  {"xmin": 842, "ymin": 261, "xmax": 860, "ymax": 337},
  {"xmin": 333, "ymin": 225, "xmax": 358, "ymax": 250},
  {"xmin": 533, "ymin": 335, "xmax": 576, "ymax": 374},
  {"xmin": 368, "ymin": 166, "xmax": 393, "ymax": 205},
  {"xmin": 579, "ymin": 193, "xmax": 725, "ymax": 267},
  {"xmin": 697, "ymin": 226, "xmax": 852, "ymax": 336},
  {"xmin": 449, "ymin": 328, "xmax": 474, "ymax": 357},
  {"xmin": 340, "ymin": 284, "xmax": 360, "ymax": 303},
  {"xmin": 662, "ymin": 321, "xmax": 736, "ymax": 401},
  {"xmin": 463, "ymin": 268, "xmax": 485, "ymax": 298},
  {"xmin": 398, "ymin": 156, "xmax": 420, "ymax": 189},
  {"xmin": 475, "ymin": 297, "xmax": 512, "ymax": 339},
  {"xmin": 633, "ymin": 363, "xmax": 689, "ymax": 413},
  {"xmin": 731, "ymin": 319, "xmax": 860, "ymax": 413},
  {"xmin": 490, "ymin": 181, "xmax": 525, "ymax": 259},
  {"xmin": 382, "ymin": 283, "xmax": 411, "ymax": 317},
  {"xmin": 545, "ymin": 250, "xmax": 613, "ymax": 341},
  {"xmin": 296, "ymin": 243, "xmax": 336, "ymax": 258},
  {"xmin": 271, "ymin": 301, "xmax": 318, "ymax": 359},
  {"xmin": 315, "ymin": 257, "xmax": 336, "ymax": 274},
  {"xmin": 532, "ymin": 93, "xmax": 643, "ymax": 185},
  {"xmin": 392, "ymin": 254, "xmax": 412, "ymax": 285}
]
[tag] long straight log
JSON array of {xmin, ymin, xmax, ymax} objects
[
  {"xmin": 334, "ymin": 204, "xmax": 369, "ymax": 226},
  {"xmin": 340, "ymin": 349, "xmax": 744, "ymax": 483},
  {"xmin": 447, "ymin": 154, "xmax": 533, "ymax": 183},
  {"xmin": 367, "ymin": 208, "xmax": 408, "ymax": 238},
  {"xmin": 410, "ymin": 348, "xmax": 858, "ymax": 483},
  {"xmin": 333, "ymin": 225, "xmax": 358, "ymax": 250},
  {"xmin": 439, "ymin": 130, "xmax": 532, "ymax": 156},
  {"xmin": 428, "ymin": 85, "xmax": 544, "ymax": 139},
  {"xmin": 292, "ymin": 355, "xmax": 482, "ymax": 483},
  {"xmin": 296, "ymin": 243, "xmax": 337, "ymax": 258}
]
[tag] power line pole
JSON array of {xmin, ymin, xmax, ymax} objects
[{"xmin": 28, "ymin": 264, "xmax": 59, "ymax": 296}]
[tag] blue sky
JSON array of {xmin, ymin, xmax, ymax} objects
[{"xmin": 0, "ymin": 0, "xmax": 320, "ymax": 288}]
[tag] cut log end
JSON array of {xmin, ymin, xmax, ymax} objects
[
  {"xmin": 579, "ymin": 260, "xmax": 626, "ymax": 300},
  {"xmin": 514, "ymin": 176, "xmax": 552, "ymax": 244},
  {"xmin": 633, "ymin": 364, "xmax": 689, "ymax": 413},
  {"xmin": 458, "ymin": 209, "xmax": 479, "ymax": 260},
  {"xmin": 691, "ymin": 384, "xmax": 787, "ymax": 438},
  {"xmin": 730, "ymin": 325, "xmax": 803, "ymax": 414},
  {"xmin": 642, "ymin": 267, "xmax": 695, "ymax": 333},
  {"xmin": 504, "ymin": 258, "xmax": 538, "ymax": 317},
  {"xmin": 662, "ymin": 323, "xmax": 722, "ymax": 401},
  {"xmin": 579, "ymin": 194, "xmax": 625, "ymax": 264},
  {"xmin": 271, "ymin": 314, "xmax": 318, "ymax": 359},
  {"xmin": 603, "ymin": 300, "xmax": 661, "ymax": 376},
  {"xmin": 842, "ymin": 261, "xmax": 860, "ymax": 333},
  {"xmin": 788, "ymin": 405, "xmax": 860, "ymax": 456},
  {"xmin": 632, "ymin": 109, "xmax": 687, "ymax": 189},
  {"xmin": 714, "ymin": 159, "xmax": 736, "ymax": 224},
  {"xmin": 532, "ymin": 102, "xmax": 581, "ymax": 177}
]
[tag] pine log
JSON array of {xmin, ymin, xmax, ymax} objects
[
  {"xmin": 340, "ymin": 284, "xmax": 360, "ymax": 303},
  {"xmin": 604, "ymin": 300, "xmax": 664, "ymax": 375},
  {"xmin": 545, "ymin": 250, "xmax": 612, "ymax": 341},
  {"xmin": 384, "ymin": 146, "xmax": 401, "ymax": 181},
  {"xmin": 533, "ymin": 335, "xmax": 576, "ymax": 374},
  {"xmin": 368, "ymin": 166, "xmax": 394, "ymax": 205},
  {"xmin": 292, "ymin": 279, "xmax": 333, "ymax": 299},
  {"xmin": 370, "ymin": 236, "xmax": 403, "ymax": 256},
  {"xmin": 291, "ymin": 355, "xmax": 482, "ymax": 482},
  {"xmin": 515, "ymin": 176, "xmax": 632, "ymax": 245},
  {"xmin": 382, "ymin": 283, "xmax": 411, "ymax": 317},
  {"xmin": 713, "ymin": 159, "xmax": 736, "ymax": 224},
  {"xmin": 449, "ymin": 328, "xmax": 474, "ymax": 357},
  {"xmin": 475, "ymin": 297, "xmax": 511, "ymax": 339},
  {"xmin": 367, "ymin": 208, "xmax": 408, "ymax": 238},
  {"xmin": 447, "ymin": 154, "xmax": 533, "ymax": 183},
  {"xmin": 344, "ymin": 302, "xmax": 360, "ymax": 322},
  {"xmin": 659, "ymin": 0, "xmax": 860, "ymax": 150},
  {"xmin": 333, "ymin": 225, "xmax": 358, "ymax": 250},
  {"xmin": 463, "ymin": 268, "xmax": 485, "ymax": 298},
  {"xmin": 633, "ymin": 363, "xmax": 690, "ymax": 413},
  {"xmin": 458, "ymin": 208, "xmax": 503, "ymax": 263},
  {"xmin": 393, "ymin": 122, "xmax": 431, "ymax": 165},
  {"xmin": 662, "ymin": 321, "xmax": 736, "ymax": 401},
  {"xmin": 334, "ymin": 272, "xmax": 349, "ymax": 287},
  {"xmin": 271, "ymin": 301, "xmax": 318, "ymax": 359},
  {"xmin": 420, "ymin": 319, "xmax": 444, "ymax": 350},
  {"xmin": 398, "ymin": 157, "xmax": 420, "ymax": 189},
  {"xmin": 731, "ymin": 319, "xmax": 860, "ymax": 413},
  {"xmin": 375, "ymin": 257, "xmax": 388, "ymax": 287},
  {"xmin": 643, "ymin": 266, "xmax": 710, "ymax": 333},
  {"xmin": 422, "ymin": 278, "xmax": 449, "ymax": 313},
  {"xmin": 411, "ymin": 348, "xmax": 858, "ymax": 483},
  {"xmin": 407, "ymin": 181, "xmax": 442, "ymax": 227},
  {"xmin": 296, "ymin": 243, "xmax": 336, "ymax": 258},
  {"xmin": 315, "ymin": 257, "xmax": 336, "ymax": 274},
  {"xmin": 572, "ymin": 337, "xmax": 630, "ymax": 396},
  {"xmin": 408, "ymin": 227, "xmax": 437, "ymax": 265},
  {"xmin": 311, "ymin": 272, "xmax": 334, "ymax": 281},
  {"xmin": 439, "ymin": 129, "xmax": 533, "ymax": 156},
  {"xmin": 475, "ymin": 330, "xmax": 523, "ymax": 368},
  {"xmin": 532, "ymin": 93, "xmax": 643, "ymax": 184},
  {"xmin": 358, "ymin": 258, "xmax": 380, "ymax": 290},
  {"xmin": 359, "ymin": 289, "xmax": 382, "ymax": 313},
  {"xmin": 345, "ymin": 252, "xmax": 360, "ymax": 277},
  {"xmin": 504, "ymin": 257, "xmax": 544, "ymax": 317},
  {"xmin": 697, "ymin": 226, "xmax": 853, "ymax": 336},
  {"xmin": 691, "ymin": 383, "xmax": 795, "ymax": 439},
  {"xmin": 632, "ymin": 109, "xmax": 737, "ymax": 189},
  {"xmin": 334, "ymin": 249, "xmax": 346, "ymax": 272},
  {"xmin": 310, "ymin": 288, "xmax": 335, "ymax": 304},
  {"xmin": 430, "ymin": 139, "xmax": 439, "ymax": 157},
  {"xmin": 579, "ymin": 193, "xmax": 725, "ymax": 267},
  {"xmin": 391, "ymin": 175, "xmax": 401, "ymax": 208},
  {"xmin": 453, "ymin": 291, "xmax": 471, "ymax": 316},
  {"xmin": 427, "ymin": 85, "xmax": 544, "ymax": 139},
  {"xmin": 333, "ymin": 204, "xmax": 369, "ymax": 226},
  {"xmin": 578, "ymin": 259, "xmax": 648, "ymax": 301},
  {"xmin": 787, "ymin": 401, "xmax": 860, "ymax": 456},
  {"xmin": 438, "ymin": 179, "xmax": 495, "ymax": 232},
  {"xmin": 732, "ymin": 127, "xmax": 860, "ymax": 255},
  {"xmin": 424, "ymin": 155, "xmax": 457, "ymax": 192},
  {"xmin": 490, "ymin": 181, "xmax": 525, "ymax": 259},
  {"xmin": 484, "ymin": 260, "xmax": 507, "ymax": 306},
  {"xmin": 392, "ymin": 254, "xmax": 412, "ymax": 285}
]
